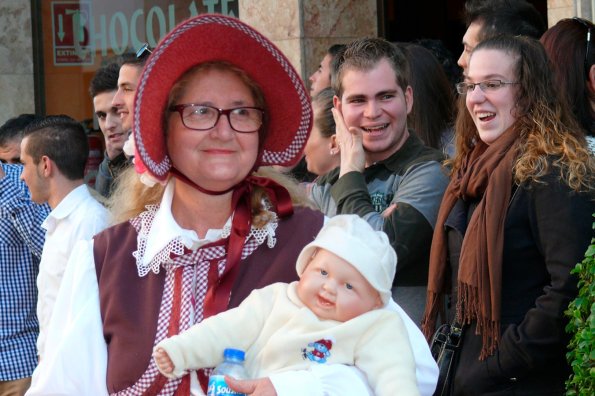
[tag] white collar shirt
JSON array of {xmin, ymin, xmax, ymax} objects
[{"xmin": 36, "ymin": 184, "xmax": 108, "ymax": 356}]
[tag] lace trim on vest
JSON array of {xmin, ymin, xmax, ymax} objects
[{"xmin": 131, "ymin": 204, "xmax": 279, "ymax": 277}]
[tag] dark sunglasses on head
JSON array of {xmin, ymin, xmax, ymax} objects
[{"xmin": 136, "ymin": 43, "xmax": 153, "ymax": 59}]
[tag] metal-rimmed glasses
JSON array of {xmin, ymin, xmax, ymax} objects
[
  {"xmin": 572, "ymin": 17, "xmax": 593, "ymax": 75},
  {"xmin": 455, "ymin": 80, "xmax": 519, "ymax": 95},
  {"xmin": 136, "ymin": 43, "xmax": 153, "ymax": 59},
  {"xmin": 169, "ymin": 104, "xmax": 264, "ymax": 133}
]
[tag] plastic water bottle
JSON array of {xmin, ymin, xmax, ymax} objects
[{"xmin": 207, "ymin": 348, "xmax": 248, "ymax": 396}]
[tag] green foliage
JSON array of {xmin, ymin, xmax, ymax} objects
[{"xmin": 565, "ymin": 214, "xmax": 595, "ymax": 396}]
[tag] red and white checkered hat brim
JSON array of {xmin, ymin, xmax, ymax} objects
[{"xmin": 133, "ymin": 14, "xmax": 312, "ymax": 182}]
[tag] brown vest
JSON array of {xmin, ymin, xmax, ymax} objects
[{"xmin": 94, "ymin": 206, "xmax": 323, "ymax": 393}]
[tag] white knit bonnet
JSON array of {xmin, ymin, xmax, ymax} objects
[{"xmin": 295, "ymin": 214, "xmax": 397, "ymax": 305}]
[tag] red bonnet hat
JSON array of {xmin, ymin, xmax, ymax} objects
[{"xmin": 133, "ymin": 14, "xmax": 312, "ymax": 182}]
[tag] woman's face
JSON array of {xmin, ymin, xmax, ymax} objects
[
  {"xmin": 303, "ymin": 102, "xmax": 338, "ymax": 176},
  {"xmin": 465, "ymin": 49, "xmax": 519, "ymax": 145},
  {"xmin": 167, "ymin": 68, "xmax": 260, "ymax": 191}
]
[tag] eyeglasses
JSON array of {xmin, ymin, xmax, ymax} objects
[
  {"xmin": 572, "ymin": 17, "xmax": 593, "ymax": 75},
  {"xmin": 455, "ymin": 80, "xmax": 519, "ymax": 95},
  {"xmin": 169, "ymin": 104, "xmax": 264, "ymax": 133},
  {"xmin": 136, "ymin": 43, "xmax": 153, "ymax": 59}
]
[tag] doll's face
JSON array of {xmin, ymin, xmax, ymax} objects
[{"xmin": 296, "ymin": 248, "xmax": 382, "ymax": 322}]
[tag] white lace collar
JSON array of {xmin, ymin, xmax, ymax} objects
[
  {"xmin": 139, "ymin": 181, "xmax": 224, "ymax": 267},
  {"xmin": 133, "ymin": 180, "xmax": 279, "ymax": 276}
]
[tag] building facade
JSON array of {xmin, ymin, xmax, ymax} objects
[{"xmin": 0, "ymin": 0, "xmax": 590, "ymax": 126}]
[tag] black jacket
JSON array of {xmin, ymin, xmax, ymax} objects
[{"xmin": 444, "ymin": 172, "xmax": 594, "ymax": 395}]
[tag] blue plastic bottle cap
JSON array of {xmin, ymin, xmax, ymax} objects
[{"xmin": 223, "ymin": 348, "xmax": 245, "ymax": 361}]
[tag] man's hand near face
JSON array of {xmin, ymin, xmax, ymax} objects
[{"xmin": 332, "ymin": 108, "xmax": 366, "ymax": 177}]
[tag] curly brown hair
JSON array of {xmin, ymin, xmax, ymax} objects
[{"xmin": 453, "ymin": 35, "xmax": 594, "ymax": 192}]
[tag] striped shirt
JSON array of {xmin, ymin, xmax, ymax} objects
[{"xmin": 0, "ymin": 164, "xmax": 49, "ymax": 380}]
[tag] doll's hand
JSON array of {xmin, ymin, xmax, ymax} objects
[{"xmin": 153, "ymin": 347, "xmax": 174, "ymax": 374}]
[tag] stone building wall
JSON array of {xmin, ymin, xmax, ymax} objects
[{"xmin": 0, "ymin": 0, "xmax": 35, "ymax": 125}]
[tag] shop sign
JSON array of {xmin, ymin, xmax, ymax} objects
[{"xmin": 50, "ymin": 1, "xmax": 238, "ymax": 66}]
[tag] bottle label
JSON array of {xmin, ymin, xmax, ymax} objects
[{"xmin": 207, "ymin": 375, "xmax": 246, "ymax": 396}]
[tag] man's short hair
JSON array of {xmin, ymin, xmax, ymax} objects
[
  {"xmin": 327, "ymin": 44, "xmax": 346, "ymax": 59},
  {"xmin": 331, "ymin": 37, "xmax": 409, "ymax": 98},
  {"xmin": 0, "ymin": 114, "xmax": 39, "ymax": 146},
  {"xmin": 89, "ymin": 49, "xmax": 148, "ymax": 98},
  {"xmin": 89, "ymin": 61, "xmax": 120, "ymax": 98},
  {"xmin": 464, "ymin": 0, "xmax": 546, "ymax": 42},
  {"xmin": 22, "ymin": 115, "xmax": 89, "ymax": 181}
]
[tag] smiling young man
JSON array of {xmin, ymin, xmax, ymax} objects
[
  {"xmin": 309, "ymin": 37, "xmax": 449, "ymax": 325},
  {"xmin": 112, "ymin": 49, "xmax": 151, "ymax": 133}
]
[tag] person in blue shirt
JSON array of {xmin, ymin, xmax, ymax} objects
[{"xmin": 0, "ymin": 158, "xmax": 49, "ymax": 394}]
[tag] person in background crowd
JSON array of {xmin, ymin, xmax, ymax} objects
[
  {"xmin": 0, "ymin": 114, "xmax": 39, "ymax": 164},
  {"xmin": 112, "ymin": 46, "xmax": 157, "ymax": 182},
  {"xmin": 19, "ymin": 115, "xmax": 108, "ymax": 359},
  {"xmin": 283, "ymin": 46, "xmax": 347, "ymax": 184},
  {"xmin": 397, "ymin": 43, "xmax": 456, "ymax": 157},
  {"xmin": 303, "ymin": 87, "xmax": 340, "ymax": 177},
  {"xmin": 26, "ymin": 14, "xmax": 437, "ymax": 396},
  {"xmin": 422, "ymin": 35, "xmax": 595, "ymax": 395},
  {"xmin": 414, "ymin": 38, "xmax": 462, "ymax": 89},
  {"xmin": 0, "ymin": 117, "xmax": 49, "ymax": 396},
  {"xmin": 89, "ymin": 59, "xmax": 130, "ymax": 197},
  {"xmin": 309, "ymin": 44, "xmax": 346, "ymax": 98},
  {"xmin": 458, "ymin": 0, "xmax": 546, "ymax": 73},
  {"xmin": 541, "ymin": 17, "xmax": 595, "ymax": 152},
  {"xmin": 112, "ymin": 49, "xmax": 150, "ymax": 134},
  {"xmin": 310, "ymin": 37, "xmax": 449, "ymax": 326}
]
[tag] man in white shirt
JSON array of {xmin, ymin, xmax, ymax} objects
[{"xmin": 19, "ymin": 115, "xmax": 108, "ymax": 358}]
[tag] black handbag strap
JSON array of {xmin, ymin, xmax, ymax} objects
[{"xmin": 431, "ymin": 322, "xmax": 463, "ymax": 396}]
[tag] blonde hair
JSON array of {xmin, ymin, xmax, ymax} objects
[
  {"xmin": 107, "ymin": 167, "xmax": 165, "ymax": 224},
  {"xmin": 452, "ymin": 35, "xmax": 594, "ymax": 192}
]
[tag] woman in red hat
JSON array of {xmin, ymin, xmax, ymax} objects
[
  {"xmin": 26, "ymin": 14, "xmax": 326, "ymax": 396},
  {"xmin": 28, "ymin": 14, "xmax": 439, "ymax": 396}
]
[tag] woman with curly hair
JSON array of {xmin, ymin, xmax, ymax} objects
[{"xmin": 422, "ymin": 35, "xmax": 595, "ymax": 395}]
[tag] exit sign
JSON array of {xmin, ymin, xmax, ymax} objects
[{"xmin": 51, "ymin": 1, "xmax": 93, "ymax": 65}]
